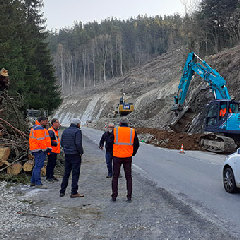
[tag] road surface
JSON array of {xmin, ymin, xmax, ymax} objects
[{"xmin": 83, "ymin": 127, "xmax": 240, "ymax": 237}]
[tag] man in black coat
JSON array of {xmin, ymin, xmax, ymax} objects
[
  {"xmin": 60, "ymin": 118, "xmax": 84, "ymax": 198},
  {"xmin": 99, "ymin": 123, "xmax": 114, "ymax": 178}
]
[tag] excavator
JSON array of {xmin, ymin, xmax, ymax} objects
[
  {"xmin": 171, "ymin": 52, "xmax": 240, "ymax": 153},
  {"xmin": 115, "ymin": 93, "xmax": 134, "ymax": 116}
]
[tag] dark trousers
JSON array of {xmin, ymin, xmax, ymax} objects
[
  {"xmin": 112, "ymin": 156, "xmax": 132, "ymax": 199},
  {"xmin": 46, "ymin": 153, "xmax": 57, "ymax": 179},
  {"xmin": 60, "ymin": 154, "xmax": 81, "ymax": 195},
  {"xmin": 106, "ymin": 152, "xmax": 113, "ymax": 176}
]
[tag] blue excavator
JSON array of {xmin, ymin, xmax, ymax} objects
[{"xmin": 171, "ymin": 52, "xmax": 240, "ymax": 153}]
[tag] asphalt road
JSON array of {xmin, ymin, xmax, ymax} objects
[
  {"xmin": 1, "ymin": 126, "xmax": 239, "ymax": 239},
  {"xmin": 82, "ymin": 127, "xmax": 240, "ymax": 237}
]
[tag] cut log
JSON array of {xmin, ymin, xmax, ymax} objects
[
  {"xmin": 41, "ymin": 166, "xmax": 46, "ymax": 176},
  {"xmin": 0, "ymin": 147, "xmax": 10, "ymax": 167},
  {"xmin": 28, "ymin": 154, "xmax": 34, "ymax": 160},
  {"xmin": 7, "ymin": 162, "xmax": 22, "ymax": 175},
  {"xmin": 23, "ymin": 160, "xmax": 34, "ymax": 172}
]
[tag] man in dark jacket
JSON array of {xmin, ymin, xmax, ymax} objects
[
  {"xmin": 99, "ymin": 123, "xmax": 114, "ymax": 178},
  {"xmin": 60, "ymin": 118, "xmax": 84, "ymax": 198}
]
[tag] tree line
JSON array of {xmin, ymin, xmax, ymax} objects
[
  {"xmin": 49, "ymin": 0, "xmax": 240, "ymax": 95},
  {"xmin": 0, "ymin": 0, "xmax": 61, "ymax": 114}
]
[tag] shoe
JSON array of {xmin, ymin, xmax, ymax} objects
[
  {"xmin": 70, "ymin": 193, "xmax": 84, "ymax": 198},
  {"xmin": 126, "ymin": 198, "xmax": 132, "ymax": 203},
  {"xmin": 118, "ymin": 174, "xmax": 122, "ymax": 178},
  {"xmin": 60, "ymin": 193, "xmax": 65, "ymax": 197},
  {"xmin": 53, "ymin": 176, "xmax": 59, "ymax": 182},
  {"xmin": 46, "ymin": 178, "xmax": 54, "ymax": 182},
  {"xmin": 35, "ymin": 184, "xmax": 48, "ymax": 189},
  {"xmin": 106, "ymin": 175, "xmax": 112, "ymax": 178},
  {"xmin": 30, "ymin": 183, "xmax": 35, "ymax": 187},
  {"xmin": 111, "ymin": 197, "xmax": 116, "ymax": 202}
]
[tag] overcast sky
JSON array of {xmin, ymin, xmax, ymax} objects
[{"xmin": 43, "ymin": 0, "xmax": 187, "ymax": 30}]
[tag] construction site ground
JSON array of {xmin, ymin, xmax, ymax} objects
[{"xmin": 0, "ymin": 134, "xmax": 236, "ymax": 240}]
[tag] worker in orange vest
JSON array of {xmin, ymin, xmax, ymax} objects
[
  {"xmin": 219, "ymin": 105, "xmax": 232, "ymax": 117},
  {"xmin": 46, "ymin": 118, "xmax": 61, "ymax": 182},
  {"xmin": 29, "ymin": 117, "xmax": 51, "ymax": 188},
  {"xmin": 111, "ymin": 118, "xmax": 139, "ymax": 202}
]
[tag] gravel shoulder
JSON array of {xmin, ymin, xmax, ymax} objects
[{"xmin": 0, "ymin": 135, "xmax": 237, "ymax": 240}]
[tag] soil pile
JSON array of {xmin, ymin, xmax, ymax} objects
[{"xmin": 136, "ymin": 128, "xmax": 202, "ymax": 150}]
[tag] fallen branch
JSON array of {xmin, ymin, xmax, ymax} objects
[
  {"xmin": 0, "ymin": 118, "xmax": 27, "ymax": 138},
  {"xmin": 17, "ymin": 211, "xmax": 54, "ymax": 219}
]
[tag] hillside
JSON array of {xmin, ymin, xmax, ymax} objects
[{"xmin": 54, "ymin": 44, "xmax": 240, "ymax": 149}]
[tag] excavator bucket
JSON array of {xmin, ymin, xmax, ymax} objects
[{"xmin": 169, "ymin": 106, "xmax": 195, "ymax": 133}]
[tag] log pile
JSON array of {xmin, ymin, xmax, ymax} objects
[{"xmin": 0, "ymin": 69, "xmax": 45, "ymax": 177}]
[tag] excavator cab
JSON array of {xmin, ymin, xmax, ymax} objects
[{"xmin": 205, "ymin": 100, "xmax": 240, "ymax": 134}]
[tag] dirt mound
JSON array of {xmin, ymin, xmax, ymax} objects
[{"xmin": 136, "ymin": 128, "xmax": 202, "ymax": 150}]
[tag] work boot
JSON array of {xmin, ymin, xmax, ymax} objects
[
  {"xmin": 53, "ymin": 176, "xmax": 59, "ymax": 182},
  {"xmin": 70, "ymin": 193, "xmax": 84, "ymax": 198},
  {"xmin": 35, "ymin": 184, "xmax": 48, "ymax": 189},
  {"xmin": 46, "ymin": 178, "xmax": 54, "ymax": 182}
]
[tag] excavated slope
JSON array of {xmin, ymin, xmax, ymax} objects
[{"xmin": 55, "ymin": 45, "xmax": 240, "ymax": 149}]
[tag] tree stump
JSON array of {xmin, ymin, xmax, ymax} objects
[
  {"xmin": 0, "ymin": 147, "xmax": 10, "ymax": 167},
  {"xmin": 23, "ymin": 160, "xmax": 34, "ymax": 172},
  {"xmin": 7, "ymin": 163, "xmax": 22, "ymax": 175}
]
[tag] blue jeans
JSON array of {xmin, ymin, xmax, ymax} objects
[
  {"xmin": 31, "ymin": 151, "xmax": 46, "ymax": 185},
  {"xmin": 106, "ymin": 152, "xmax": 113, "ymax": 177},
  {"xmin": 60, "ymin": 154, "xmax": 82, "ymax": 195}
]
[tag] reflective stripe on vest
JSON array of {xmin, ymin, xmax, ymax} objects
[
  {"xmin": 113, "ymin": 127, "xmax": 135, "ymax": 158},
  {"xmin": 115, "ymin": 128, "xmax": 133, "ymax": 145}
]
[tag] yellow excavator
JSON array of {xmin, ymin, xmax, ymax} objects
[{"xmin": 115, "ymin": 93, "xmax": 134, "ymax": 116}]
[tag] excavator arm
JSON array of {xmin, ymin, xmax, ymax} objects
[{"xmin": 172, "ymin": 52, "xmax": 230, "ymax": 112}]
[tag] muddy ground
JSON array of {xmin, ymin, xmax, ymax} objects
[{"xmin": 0, "ymin": 135, "xmax": 236, "ymax": 240}]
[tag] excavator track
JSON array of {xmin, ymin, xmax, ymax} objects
[{"xmin": 200, "ymin": 133, "xmax": 237, "ymax": 153}]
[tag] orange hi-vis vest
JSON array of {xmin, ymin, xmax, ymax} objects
[
  {"xmin": 113, "ymin": 126, "xmax": 135, "ymax": 158},
  {"xmin": 29, "ymin": 120, "xmax": 51, "ymax": 153},
  {"xmin": 219, "ymin": 108, "xmax": 227, "ymax": 117},
  {"xmin": 48, "ymin": 127, "xmax": 60, "ymax": 154}
]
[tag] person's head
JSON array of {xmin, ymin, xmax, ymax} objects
[
  {"xmin": 108, "ymin": 123, "xmax": 114, "ymax": 132},
  {"xmin": 221, "ymin": 104, "xmax": 226, "ymax": 109},
  {"xmin": 120, "ymin": 118, "xmax": 129, "ymax": 127},
  {"xmin": 51, "ymin": 118, "xmax": 60, "ymax": 129},
  {"xmin": 37, "ymin": 116, "xmax": 48, "ymax": 127},
  {"xmin": 71, "ymin": 118, "xmax": 81, "ymax": 128}
]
